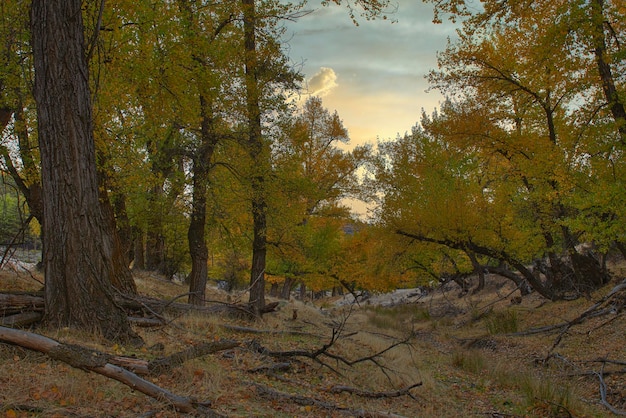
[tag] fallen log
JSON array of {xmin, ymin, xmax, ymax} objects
[
  {"xmin": 251, "ymin": 382, "xmax": 408, "ymax": 418},
  {"xmin": 0, "ymin": 326, "xmax": 221, "ymax": 415},
  {"xmin": 108, "ymin": 339, "xmax": 239, "ymax": 376},
  {"xmin": 0, "ymin": 293, "xmax": 44, "ymax": 315},
  {"xmin": 1, "ymin": 312, "xmax": 42, "ymax": 327},
  {"xmin": 328, "ymin": 382, "xmax": 422, "ymax": 399}
]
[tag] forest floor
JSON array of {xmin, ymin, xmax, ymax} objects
[{"xmin": 0, "ymin": 261, "xmax": 625, "ymax": 417}]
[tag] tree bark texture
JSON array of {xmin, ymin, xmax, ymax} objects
[
  {"xmin": 243, "ymin": 0, "xmax": 266, "ymax": 316},
  {"xmin": 30, "ymin": 0, "xmax": 139, "ymax": 343},
  {"xmin": 187, "ymin": 96, "xmax": 217, "ymax": 305},
  {"xmin": 590, "ymin": 0, "xmax": 626, "ymax": 145}
]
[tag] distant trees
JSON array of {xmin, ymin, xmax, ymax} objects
[
  {"xmin": 269, "ymin": 96, "xmax": 370, "ymax": 296},
  {"xmin": 370, "ymin": 0, "xmax": 625, "ymax": 299}
]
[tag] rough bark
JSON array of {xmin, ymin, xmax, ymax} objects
[
  {"xmin": 30, "ymin": 0, "xmax": 140, "ymax": 344},
  {"xmin": 243, "ymin": 0, "xmax": 266, "ymax": 316},
  {"xmin": 100, "ymin": 190, "xmax": 137, "ymax": 295},
  {"xmin": 188, "ymin": 95, "xmax": 218, "ymax": 306},
  {"xmin": 590, "ymin": 0, "xmax": 626, "ymax": 145},
  {"xmin": 0, "ymin": 108, "xmax": 11, "ymax": 131}
]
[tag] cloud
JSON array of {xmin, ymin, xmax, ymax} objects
[{"xmin": 307, "ymin": 67, "xmax": 338, "ymax": 97}]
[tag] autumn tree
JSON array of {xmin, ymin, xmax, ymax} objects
[
  {"xmin": 30, "ymin": 0, "xmax": 140, "ymax": 343},
  {"xmin": 0, "ymin": 0, "xmax": 43, "ymax": 235},
  {"xmin": 373, "ymin": 0, "xmax": 625, "ymax": 299},
  {"xmin": 269, "ymin": 96, "xmax": 369, "ymax": 296}
]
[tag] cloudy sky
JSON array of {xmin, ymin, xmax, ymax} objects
[{"xmin": 282, "ymin": 0, "xmax": 459, "ymax": 147}]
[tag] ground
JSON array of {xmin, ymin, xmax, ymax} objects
[{"xmin": 0, "ymin": 262, "xmax": 625, "ymax": 417}]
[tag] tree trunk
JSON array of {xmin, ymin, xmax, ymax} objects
[
  {"xmin": 30, "ymin": 0, "xmax": 140, "ymax": 344},
  {"xmin": 590, "ymin": 0, "xmax": 626, "ymax": 145},
  {"xmin": 281, "ymin": 277, "xmax": 295, "ymax": 300},
  {"xmin": 132, "ymin": 226, "xmax": 146, "ymax": 270},
  {"xmin": 243, "ymin": 0, "xmax": 266, "ymax": 316},
  {"xmin": 0, "ymin": 108, "xmax": 11, "ymax": 131},
  {"xmin": 100, "ymin": 190, "xmax": 137, "ymax": 295},
  {"xmin": 187, "ymin": 98, "xmax": 216, "ymax": 306},
  {"xmin": 112, "ymin": 192, "xmax": 134, "ymax": 265},
  {"xmin": 146, "ymin": 201, "xmax": 166, "ymax": 274}
]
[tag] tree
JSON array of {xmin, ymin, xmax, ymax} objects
[
  {"xmin": 0, "ymin": 0, "xmax": 44, "ymax": 238},
  {"xmin": 269, "ymin": 96, "xmax": 370, "ymax": 295},
  {"xmin": 372, "ymin": 0, "xmax": 625, "ymax": 299},
  {"xmin": 30, "ymin": 0, "xmax": 140, "ymax": 343}
]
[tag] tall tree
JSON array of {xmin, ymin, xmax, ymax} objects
[
  {"xmin": 30, "ymin": 0, "xmax": 140, "ymax": 343},
  {"xmin": 269, "ymin": 96, "xmax": 369, "ymax": 295}
]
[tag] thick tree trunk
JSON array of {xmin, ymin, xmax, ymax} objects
[
  {"xmin": 187, "ymin": 163, "xmax": 210, "ymax": 306},
  {"xmin": 100, "ymin": 191, "xmax": 137, "ymax": 295},
  {"xmin": 113, "ymin": 192, "xmax": 134, "ymax": 264},
  {"xmin": 30, "ymin": 0, "xmax": 140, "ymax": 344},
  {"xmin": 187, "ymin": 96, "xmax": 218, "ymax": 306},
  {"xmin": 243, "ymin": 0, "xmax": 266, "ymax": 316}
]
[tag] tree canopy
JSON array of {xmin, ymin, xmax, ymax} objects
[{"xmin": 0, "ymin": 0, "xmax": 624, "ymax": 331}]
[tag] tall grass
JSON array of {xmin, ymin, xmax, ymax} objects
[{"xmin": 485, "ymin": 310, "xmax": 518, "ymax": 334}]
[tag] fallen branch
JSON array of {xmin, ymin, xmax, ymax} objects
[
  {"xmin": 328, "ymin": 382, "xmax": 422, "ymax": 399},
  {"xmin": 0, "ymin": 326, "xmax": 221, "ymax": 415},
  {"xmin": 108, "ymin": 339, "xmax": 240, "ymax": 376},
  {"xmin": 595, "ymin": 368, "xmax": 626, "ymax": 416},
  {"xmin": 248, "ymin": 361, "xmax": 292, "ymax": 374},
  {"xmin": 0, "ymin": 292, "xmax": 44, "ymax": 315},
  {"xmin": 220, "ymin": 323, "xmax": 323, "ymax": 338},
  {"xmin": 250, "ymin": 382, "xmax": 408, "ymax": 417},
  {"xmin": 513, "ymin": 279, "xmax": 626, "ymax": 339},
  {"xmin": 148, "ymin": 339, "xmax": 240, "ymax": 375},
  {"xmin": 1, "ymin": 312, "xmax": 42, "ymax": 327}
]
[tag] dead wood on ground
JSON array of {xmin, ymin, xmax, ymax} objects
[
  {"xmin": 0, "ymin": 326, "xmax": 226, "ymax": 415},
  {"xmin": 250, "ymin": 382, "xmax": 408, "ymax": 418}
]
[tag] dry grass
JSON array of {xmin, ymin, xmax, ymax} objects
[{"xmin": 1, "ymin": 266, "xmax": 625, "ymax": 417}]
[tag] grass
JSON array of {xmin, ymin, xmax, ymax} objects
[
  {"xmin": 485, "ymin": 309, "xmax": 519, "ymax": 334},
  {"xmin": 364, "ymin": 304, "xmax": 431, "ymax": 332},
  {"xmin": 451, "ymin": 349, "xmax": 485, "ymax": 374},
  {"xmin": 0, "ymin": 267, "xmax": 624, "ymax": 417}
]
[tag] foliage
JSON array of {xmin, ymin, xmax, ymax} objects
[{"xmin": 369, "ymin": 0, "xmax": 625, "ymax": 299}]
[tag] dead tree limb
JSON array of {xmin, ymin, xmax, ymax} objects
[
  {"xmin": 328, "ymin": 382, "xmax": 422, "ymax": 399},
  {"xmin": 107, "ymin": 339, "xmax": 240, "ymax": 376},
  {"xmin": 250, "ymin": 382, "xmax": 408, "ymax": 418},
  {"xmin": 595, "ymin": 368, "xmax": 626, "ymax": 416},
  {"xmin": 1, "ymin": 312, "xmax": 42, "ymax": 327},
  {"xmin": 0, "ymin": 293, "xmax": 45, "ymax": 315},
  {"xmin": 148, "ymin": 340, "xmax": 240, "ymax": 375},
  {"xmin": 513, "ymin": 279, "xmax": 626, "ymax": 339},
  {"xmin": 0, "ymin": 326, "xmax": 221, "ymax": 415},
  {"xmin": 219, "ymin": 323, "xmax": 323, "ymax": 338}
]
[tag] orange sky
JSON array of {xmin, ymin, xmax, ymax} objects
[{"xmin": 284, "ymin": 1, "xmax": 459, "ymax": 147}]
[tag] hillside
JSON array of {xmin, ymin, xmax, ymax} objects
[{"xmin": 1, "ymin": 264, "xmax": 625, "ymax": 417}]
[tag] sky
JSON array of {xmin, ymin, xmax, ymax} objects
[{"xmin": 282, "ymin": 0, "xmax": 459, "ymax": 147}]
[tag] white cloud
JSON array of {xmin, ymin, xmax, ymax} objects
[{"xmin": 307, "ymin": 67, "xmax": 338, "ymax": 97}]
